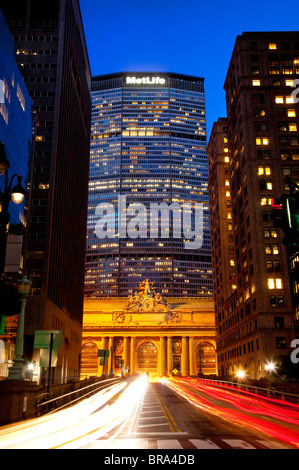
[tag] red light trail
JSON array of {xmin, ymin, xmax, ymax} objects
[{"xmin": 160, "ymin": 377, "xmax": 299, "ymax": 448}]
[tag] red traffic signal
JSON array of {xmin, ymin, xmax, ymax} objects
[{"xmin": 271, "ymin": 198, "xmax": 283, "ymax": 209}]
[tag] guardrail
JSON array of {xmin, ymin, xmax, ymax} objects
[
  {"xmin": 35, "ymin": 377, "xmax": 123, "ymax": 417},
  {"xmin": 194, "ymin": 377, "xmax": 299, "ymax": 404}
]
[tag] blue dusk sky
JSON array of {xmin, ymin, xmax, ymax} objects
[{"xmin": 80, "ymin": 0, "xmax": 299, "ymax": 139}]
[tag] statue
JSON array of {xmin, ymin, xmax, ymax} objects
[{"xmin": 124, "ymin": 280, "xmax": 170, "ymax": 312}]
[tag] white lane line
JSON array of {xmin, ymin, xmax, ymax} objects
[
  {"xmin": 139, "ymin": 416, "xmax": 166, "ymax": 420},
  {"xmin": 223, "ymin": 439, "xmax": 256, "ymax": 449},
  {"xmin": 257, "ymin": 440, "xmax": 291, "ymax": 449},
  {"xmin": 189, "ymin": 439, "xmax": 221, "ymax": 449},
  {"xmin": 157, "ymin": 440, "xmax": 184, "ymax": 449},
  {"xmin": 138, "ymin": 423, "xmax": 170, "ymax": 428}
]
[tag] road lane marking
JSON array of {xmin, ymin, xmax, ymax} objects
[
  {"xmin": 223, "ymin": 439, "xmax": 256, "ymax": 449},
  {"xmin": 157, "ymin": 440, "xmax": 184, "ymax": 449},
  {"xmin": 152, "ymin": 386, "xmax": 181, "ymax": 433},
  {"xmin": 189, "ymin": 439, "xmax": 221, "ymax": 449},
  {"xmin": 257, "ymin": 440, "xmax": 291, "ymax": 449}
]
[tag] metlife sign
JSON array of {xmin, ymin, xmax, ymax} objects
[{"xmin": 125, "ymin": 76, "xmax": 167, "ymax": 86}]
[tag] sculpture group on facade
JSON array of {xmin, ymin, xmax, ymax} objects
[{"xmin": 125, "ymin": 279, "xmax": 170, "ymax": 313}]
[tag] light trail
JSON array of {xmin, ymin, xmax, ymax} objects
[
  {"xmin": 160, "ymin": 377, "xmax": 299, "ymax": 448},
  {"xmin": 0, "ymin": 376, "xmax": 148, "ymax": 449}
]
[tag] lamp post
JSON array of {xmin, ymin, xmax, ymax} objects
[
  {"xmin": 6, "ymin": 276, "xmax": 32, "ymax": 381},
  {"xmin": 0, "ymin": 143, "xmax": 26, "ymax": 277}
]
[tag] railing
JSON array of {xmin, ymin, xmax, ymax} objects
[
  {"xmin": 194, "ymin": 377, "xmax": 299, "ymax": 404},
  {"xmin": 35, "ymin": 377, "xmax": 123, "ymax": 417}
]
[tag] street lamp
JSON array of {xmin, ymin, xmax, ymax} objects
[
  {"xmin": 0, "ymin": 143, "xmax": 26, "ymax": 276},
  {"xmin": 6, "ymin": 277, "xmax": 32, "ymax": 381},
  {"xmin": 236, "ymin": 369, "xmax": 246, "ymax": 380},
  {"xmin": 110, "ymin": 346, "xmax": 114, "ymax": 376}
]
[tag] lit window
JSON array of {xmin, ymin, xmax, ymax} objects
[
  {"xmin": 269, "ymin": 43, "xmax": 277, "ymax": 50},
  {"xmin": 268, "ymin": 279, "xmax": 275, "ymax": 289},
  {"xmin": 289, "ymin": 123, "xmax": 297, "ymax": 132},
  {"xmin": 258, "ymin": 166, "xmax": 264, "ymax": 175},
  {"xmin": 265, "ymin": 166, "xmax": 271, "ymax": 175},
  {"xmin": 273, "ymin": 244, "xmax": 279, "ymax": 255},
  {"xmin": 256, "ymin": 137, "xmax": 262, "ymax": 145},
  {"xmin": 230, "ymin": 259, "xmax": 235, "ymax": 266},
  {"xmin": 263, "ymin": 138, "xmax": 269, "ymax": 145},
  {"xmin": 224, "ymin": 156, "xmax": 229, "ymax": 163},
  {"xmin": 252, "ymin": 79, "xmax": 261, "ymax": 86},
  {"xmin": 266, "ymin": 181, "xmax": 273, "ymax": 190},
  {"xmin": 275, "ymin": 96, "xmax": 284, "ymax": 103},
  {"xmin": 226, "ymin": 190, "xmax": 230, "ymax": 197},
  {"xmin": 225, "ymin": 179, "xmax": 230, "ymax": 186},
  {"xmin": 224, "ymin": 148, "xmax": 228, "ymax": 153},
  {"xmin": 285, "ymin": 79, "xmax": 294, "ymax": 87},
  {"xmin": 227, "ymin": 212, "xmax": 232, "ymax": 219},
  {"xmin": 276, "ymin": 279, "xmax": 283, "ymax": 289},
  {"xmin": 287, "ymin": 109, "xmax": 296, "ymax": 117},
  {"xmin": 265, "ymin": 244, "xmax": 272, "ymax": 255},
  {"xmin": 286, "ymin": 96, "xmax": 295, "ymax": 104}
]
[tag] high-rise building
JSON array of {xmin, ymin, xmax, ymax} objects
[
  {"xmin": 0, "ymin": 9, "xmax": 32, "ymax": 378},
  {"xmin": 1, "ymin": 0, "xmax": 91, "ymax": 383},
  {"xmin": 207, "ymin": 32, "xmax": 299, "ymax": 380},
  {"xmin": 85, "ymin": 72, "xmax": 212, "ymax": 299}
]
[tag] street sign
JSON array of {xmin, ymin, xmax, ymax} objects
[
  {"xmin": 39, "ymin": 348, "xmax": 58, "ymax": 367},
  {"xmin": 173, "ymin": 368, "xmax": 179, "ymax": 375},
  {"xmin": 33, "ymin": 330, "xmax": 63, "ymax": 349},
  {"xmin": 98, "ymin": 349, "xmax": 110, "ymax": 358}
]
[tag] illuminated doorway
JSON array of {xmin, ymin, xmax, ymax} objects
[{"xmin": 138, "ymin": 341, "xmax": 158, "ymax": 374}]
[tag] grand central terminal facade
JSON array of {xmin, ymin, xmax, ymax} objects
[{"xmin": 81, "ymin": 281, "xmax": 217, "ymax": 378}]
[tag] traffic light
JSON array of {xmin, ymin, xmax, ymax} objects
[
  {"xmin": 271, "ymin": 192, "xmax": 299, "ymax": 236},
  {"xmin": 271, "ymin": 196, "xmax": 289, "ymax": 232},
  {"xmin": 292, "ymin": 192, "xmax": 299, "ymax": 233}
]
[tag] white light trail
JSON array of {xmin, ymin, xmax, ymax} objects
[{"xmin": 0, "ymin": 376, "xmax": 148, "ymax": 449}]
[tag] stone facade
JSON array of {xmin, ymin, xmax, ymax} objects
[{"xmin": 81, "ymin": 283, "xmax": 216, "ymax": 378}]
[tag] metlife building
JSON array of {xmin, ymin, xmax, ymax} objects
[{"xmin": 85, "ymin": 72, "xmax": 212, "ymax": 298}]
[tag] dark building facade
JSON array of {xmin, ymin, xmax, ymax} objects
[
  {"xmin": 85, "ymin": 72, "xmax": 212, "ymax": 299},
  {"xmin": 208, "ymin": 32, "xmax": 299, "ymax": 380},
  {"xmin": 1, "ymin": 0, "xmax": 91, "ymax": 382},
  {"xmin": 0, "ymin": 9, "xmax": 32, "ymax": 378}
]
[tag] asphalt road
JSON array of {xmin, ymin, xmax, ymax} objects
[{"xmin": 84, "ymin": 380, "xmax": 295, "ymax": 450}]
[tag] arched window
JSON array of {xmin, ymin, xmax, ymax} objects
[
  {"xmin": 81, "ymin": 342, "xmax": 98, "ymax": 377},
  {"xmin": 197, "ymin": 342, "xmax": 216, "ymax": 375},
  {"xmin": 138, "ymin": 342, "xmax": 157, "ymax": 373}
]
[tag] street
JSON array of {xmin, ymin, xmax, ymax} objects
[{"xmin": 0, "ymin": 375, "xmax": 298, "ymax": 449}]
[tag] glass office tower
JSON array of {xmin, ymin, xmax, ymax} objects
[{"xmin": 85, "ymin": 72, "xmax": 212, "ymax": 298}]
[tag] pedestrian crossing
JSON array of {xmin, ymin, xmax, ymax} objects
[{"xmin": 84, "ymin": 437, "xmax": 293, "ymax": 450}]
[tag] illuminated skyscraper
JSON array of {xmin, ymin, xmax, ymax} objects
[
  {"xmin": 85, "ymin": 72, "xmax": 212, "ymax": 298},
  {"xmin": 1, "ymin": 0, "xmax": 91, "ymax": 382}
]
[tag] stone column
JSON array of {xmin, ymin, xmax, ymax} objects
[
  {"xmin": 189, "ymin": 336, "xmax": 194, "ymax": 376},
  {"xmin": 167, "ymin": 336, "xmax": 173, "ymax": 375},
  {"xmin": 181, "ymin": 336, "xmax": 188, "ymax": 376},
  {"xmin": 130, "ymin": 337, "xmax": 135, "ymax": 375},
  {"xmin": 103, "ymin": 337, "xmax": 109, "ymax": 375},
  {"xmin": 123, "ymin": 337, "xmax": 129, "ymax": 372},
  {"xmin": 159, "ymin": 337, "xmax": 166, "ymax": 376}
]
